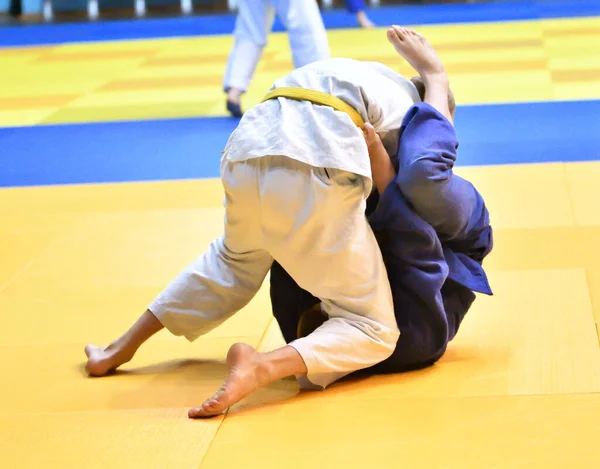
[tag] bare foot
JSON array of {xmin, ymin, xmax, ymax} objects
[
  {"xmin": 387, "ymin": 25, "xmax": 444, "ymax": 77},
  {"xmin": 188, "ymin": 343, "xmax": 269, "ymax": 418},
  {"xmin": 84, "ymin": 343, "xmax": 133, "ymax": 376}
]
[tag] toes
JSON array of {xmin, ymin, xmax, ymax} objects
[
  {"xmin": 413, "ymin": 30, "xmax": 426, "ymax": 41},
  {"xmin": 392, "ymin": 25, "xmax": 406, "ymax": 40},
  {"xmin": 188, "ymin": 407, "xmax": 207, "ymax": 418},
  {"xmin": 204, "ymin": 399, "xmax": 221, "ymax": 411},
  {"xmin": 399, "ymin": 27, "xmax": 424, "ymax": 42},
  {"xmin": 387, "ymin": 27, "xmax": 403, "ymax": 45},
  {"xmin": 86, "ymin": 361, "xmax": 106, "ymax": 377},
  {"xmin": 188, "ymin": 400, "xmax": 224, "ymax": 419}
]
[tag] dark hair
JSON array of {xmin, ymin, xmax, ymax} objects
[{"xmin": 410, "ymin": 76, "xmax": 456, "ymax": 115}]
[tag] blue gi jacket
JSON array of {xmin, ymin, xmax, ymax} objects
[{"xmin": 270, "ymin": 103, "xmax": 493, "ymax": 373}]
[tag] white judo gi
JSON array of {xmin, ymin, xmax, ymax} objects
[
  {"xmin": 223, "ymin": 0, "xmax": 330, "ymax": 93},
  {"xmin": 151, "ymin": 58, "xmax": 421, "ymax": 388}
]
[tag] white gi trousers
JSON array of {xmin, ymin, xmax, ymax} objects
[
  {"xmin": 149, "ymin": 155, "xmax": 399, "ymax": 389},
  {"xmin": 223, "ymin": 0, "xmax": 330, "ymax": 92}
]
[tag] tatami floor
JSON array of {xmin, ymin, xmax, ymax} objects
[{"xmin": 1, "ymin": 3, "xmax": 600, "ymax": 468}]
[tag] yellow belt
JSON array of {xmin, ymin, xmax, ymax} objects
[{"xmin": 262, "ymin": 87, "xmax": 365, "ymax": 128}]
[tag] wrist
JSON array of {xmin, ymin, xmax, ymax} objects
[{"xmin": 422, "ymin": 72, "xmax": 449, "ymax": 88}]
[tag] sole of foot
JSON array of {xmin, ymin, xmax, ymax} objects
[{"xmin": 188, "ymin": 343, "xmax": 265, "ymax": 418}]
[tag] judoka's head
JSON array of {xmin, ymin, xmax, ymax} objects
[{"xmin": 410, "ymin": 76, "xmax": 456, "ymax": 119}]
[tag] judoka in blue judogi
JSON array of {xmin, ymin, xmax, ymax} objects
[{"xmin": 270, "ymin": 101, "xmax": 493, "ymax": 374}]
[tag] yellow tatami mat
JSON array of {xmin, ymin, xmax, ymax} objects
[
  {"xmin": 1, "ymin": 159, "xmax": 600, "ymax": 468},
  {"xmin": 1, "ymin": 16, "xmax": 600, "ymax": 126}
]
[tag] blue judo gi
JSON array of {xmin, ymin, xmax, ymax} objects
[{"xmin": 269, "ymin": 102, "xmax": 493, "ymax": 373}]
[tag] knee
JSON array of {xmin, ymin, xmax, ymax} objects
[
  {"xmin": 345, "ymin": 317, "xmax": 399, "ymax": 364},
  {"xmin": 411, "ymin": 339, "xmax": 447, "ymax": 366},
  {"xmin": 375, "ymin": 335, "xmax": 447, "ymax": 374},
  {"xmin": 374, "ymin": 324, "xmax": 401, "ymax": 360},
  {"xmin": 233, "ymin": 21, "xmax": 268, "ymax": 47}
]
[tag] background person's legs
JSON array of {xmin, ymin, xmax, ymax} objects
[
  {"xmin": 274, "ymin": 0, "xmax": 330, "ymax": 68},
  {"xmin": 345, "ymin": 0, "xmax": 375, "ymax": 29},
  {"xmin": 223, "ymin": 0, "xmax": 274, "ymax": 116}
]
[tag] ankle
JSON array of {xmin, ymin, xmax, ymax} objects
[
  {"xmin": 106, "ymin": 339, "xmax": 135, "ymax": 361},
  {"xmin": 261, "ymin": 346, "xmax": 308, "ymax": 381},
  {"xmin": 254, "ymin": 356, "xmax": 274, "ymax": 386},
  {"xmin": 227, "ymin": 88, "xmax": 242, "ymax": 103}
]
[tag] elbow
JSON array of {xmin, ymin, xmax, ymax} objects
[
  {"xmin": 400, "ymin": 150, "xmax": 454, "ymax": 182},
  {"xmin": 396, "ymin": 160, "xmax": 448, "ymax": 202}
]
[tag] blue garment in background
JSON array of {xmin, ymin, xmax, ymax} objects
[
  {"xmin": 270, "ymin": 103, "xmax": 493, "ymax": 374},
  {"xmin": 345, "ymin": 0, "xmax": 365, "ymax": 14}
]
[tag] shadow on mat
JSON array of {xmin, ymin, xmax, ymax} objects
[{"xmin": 75, "ymin": 344, "xmax": 495, "ymax": 414}]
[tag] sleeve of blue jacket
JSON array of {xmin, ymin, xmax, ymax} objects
[
  {"xmin": 391, "ymin": 103, "xmax": 493, "ymax": 294},
  {"xmin": 393, "ymin": 102, "xmax": 490, "ymax": 242}
]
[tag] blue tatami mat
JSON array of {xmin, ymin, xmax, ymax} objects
[{"xmin": 2, "ymin": 99, "xmax": 599, "ymax": 188}]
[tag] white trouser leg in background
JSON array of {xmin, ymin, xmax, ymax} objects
[
  {"xmin": 274, "ymin": 0, "xmax": 330, "ymax": 68},
  {"xmin": 150, "ymin": 155, "xmax": 399, "ymax": 389},
  {"xmin": 223, "ymin": 0, "xmax": 330, "ymax": 92},
  {"xmin": 223, "ymin": 0, "xmax": 275, "ymax": 92}
]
